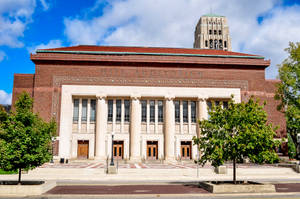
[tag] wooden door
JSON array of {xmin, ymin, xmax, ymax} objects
[
  {"xmin": 181, "ymin": 141, "xmax": 191, "ymax": 160},
  {"xmin": 77, "ymin": 140, "xmax": 89, "ymax": 159},
  {"xmin": 147, "ymin": 141, "xmax": 158, "ymax": 160},
  {"xmin": 113, "ymin": 141, "xmax": 123, "ymax": 159}
]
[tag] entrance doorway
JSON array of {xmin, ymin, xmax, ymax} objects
[
  {"xmin": 113, "ymin": 141, "xmax": 124, "ymax": 159},
  {"xmin": 181, "ymin": 141, "xmax": 192, "ymax": 160},
  {"xmin": 77, "ymin": 140, "xmax": 89, "ymax": 159},
  {"xmin": 147, "ymin": 141, "xmax": 158, "ymax": 160}
]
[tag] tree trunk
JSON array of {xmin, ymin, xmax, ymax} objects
[
  {"xmin": 233, "ymin": 157, "xmax": 236, "ymax": 184},
  {"xmin": 18, "ymin": 168, "xmax": 21, "ymax": 185}
]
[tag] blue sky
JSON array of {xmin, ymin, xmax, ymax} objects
[{"xmin": 0, "ymin": 0, "xmax": 300, "ymax": 105}]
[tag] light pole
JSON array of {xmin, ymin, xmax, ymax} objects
[
  {"xmin": 110, "ymin": 132, "xmax": 115, "ymax": 166},
  {"xmin": 50, "ymin": 137, "xmax": 56, "ymax": 163}
]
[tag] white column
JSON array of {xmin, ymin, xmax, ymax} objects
[
  {"xmin": 197, "ymin": 96, "xmax": 208, "ymax": 137},
  {"xmin": 130, "ymin": 94, "xmax": 141, "ymax": 161},
  {"xmin": 155, "ymin": 100, "xmax": 158, "ymax": 134},
  {"xmin": 87, "ymin": 99, "xmax": 91, "ymax": 133},
  {"xmin": 146, "ymin": 100, "xmax": 150, "ymax": 134},
  {"xmin": 121, "ymin": 99, "xmax": 124, "ymax": 134},
  {"xmin": 112, "ymin": 99, "xmax": 116, "ymax": 133},
  {"xmin": 180, "ymin": 101, "xmax": 183, "ymax": 134},
  {"xmin": 95, "ymin": 94, "xmax": 107, "ymax": 160},
  {"xmin": 164, "ymin": 95, "xmax": 175, "ymax": 161},
  {"xmin": 78, "ymin": 98, "xmax": 82, "ymax": 133},
  {"xmin": 188, "ymin": 101, "xmax": 191, "ymax": 134}
]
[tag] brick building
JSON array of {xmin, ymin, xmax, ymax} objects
[{"xmin": 12, "ymin": 45, "xmax": 285, "ymax": 161}]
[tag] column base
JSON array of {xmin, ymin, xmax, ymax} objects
[
  {"xmin": 164, "ymin": 156, "xmax": 177, "ymax": 163},
  {"xmin": 94, "ymin": 156, "xmax": 107, "ymax": 162}
]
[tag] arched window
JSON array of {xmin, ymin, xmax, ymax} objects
[
  {"xmin": 209, "ymin": 30, "xmax": 212, "ymax": 35},
  {"xmin": 214, "ymin": 30, "xmax": 217, "ymax": 35},
  {"xmin": 224, "ymin": 41, "xmax": 227, "ymax": 48},
  {"xmin": 214, "ymin": 39, "xmax": 218, "ymax": 49},
  {"xmin": 205, "ymin": 40, "xmax": 208, "ymax": 47},
  {"xmin": 219, "ymin": 40, "xmax": 223, "ymax": 49},
  {"xmin": 209, "ymin": 40, "xmax": 213, "ymax": 49}
]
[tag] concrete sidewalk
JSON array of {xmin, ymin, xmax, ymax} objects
[{"xmin": 1, "ymin": 164, "xmax": 299, "ymax": 183}]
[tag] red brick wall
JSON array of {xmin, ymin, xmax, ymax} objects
[{"xmin": 12, "ymin": 74, "xmax": 35, "ymax": 109}]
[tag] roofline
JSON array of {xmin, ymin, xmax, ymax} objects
[{"xmin": 36, "ymin": 50, "xmax": 265, "ymax": 59}]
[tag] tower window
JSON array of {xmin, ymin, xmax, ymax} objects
[
  {"xmin": 209, "ymin": 30, "xmax": 212, "ymax": 35},
  {"xmin": 209, "ymin": 39, "xmax": 213, "ymax": 49},
  {"xmin": 219, "ymin": 30, "xmax": 222, "ymax": 35},
  {"xmin": 219, "ymin": 40, "xmax": 223, "ymax": 49},
  {"xmin": 205, "ymin": 40, "xmax": 208, "ymax": 47},
  {"xmin": 214, "ymin": 30, "xmax": 217, "ymax": 35},
  {"xmin": 214, "ymin": 39, "xmax": 218, "ymax": 49},
  {"xmin": 224, "ymin": 41, "xmax": 227, "ymax": 48}
]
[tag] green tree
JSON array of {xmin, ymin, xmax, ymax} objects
[
  {"xmin": 275, "ymin": 42, "xmax": 300, "ymax": 145},
  {"xmin": 287, "ymin": 133, "xmax": 296, "ymax": 159},
  {"xmin": 0, "ymin": 92, "xmax": 56, "ymax": 184},
  {"xmin": 193, "ymin": 97, "xmax": 280, "ymax": 184}
]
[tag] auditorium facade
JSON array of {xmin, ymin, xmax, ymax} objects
[{"xmin": 12, "ymin": 45, "xmax": 286, "ymax": 161}]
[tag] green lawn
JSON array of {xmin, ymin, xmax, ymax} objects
[{"xmin": 0, "ymin": 168, "xmax": 17, "ymax": 174}]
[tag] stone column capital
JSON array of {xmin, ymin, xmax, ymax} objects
[
  {"xmin": 96, "ymin": 94, "xmax": 107, "ymax": 100},
  {"xmin": 131, "ymin": 94, "xmax": 141, "ymax": 100},
  {"xmin": 165, "ymin": 94, "xmax": 175, "ymax": 101},
  {"xmin": 197, "ymin": 95, "xmax": 208, "ymax": 101}
]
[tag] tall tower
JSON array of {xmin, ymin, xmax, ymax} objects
[{"xmin": 193, "ymin": 14, "xmax": 232, "ymax": 51}]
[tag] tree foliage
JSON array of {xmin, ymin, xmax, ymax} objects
[
  {"xmin": 0, "ymin": 92, "xmax": 56, "ymax": 183},
  {"xmin": 275, "ymin": 42, "xmax": 300, "ymax": 144},
  {"xmin": 193, "ymin": 97, "xmax": 280, "ymax": 183},
  {"xmin": 287, "ymin": 133, "xmax": 296, "ymax": 159}
]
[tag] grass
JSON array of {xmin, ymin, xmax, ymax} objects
[{"xmin": 0, "ymin": 168, "xmax": 17, "ymax": 175}]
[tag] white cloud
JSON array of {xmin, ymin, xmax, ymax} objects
[
  {"xmin": 0, "ymin": 51, "xmax": 6, "ymax": 62},
  {"xmin": 0, "ymin": 0, "xmax": 50, "ymax": 48},
  {"xmin": 0, "ymin": 90, "xmax": 12, "ymax": 105},
  {"xmin": 28, "ymin": 39, "xmax": 63, "ymax": 53},
  {"xmin": 64, "ymin": 0, "xmax": 300, "ymax": 79}
]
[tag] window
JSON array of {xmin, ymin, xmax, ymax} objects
[
  {"xmin": 108, "ymin": 100, "xmax": 113, "ymax": 122},
  {"xmin": 219, "ymin": 40, "xmax": 223, "ymax": 49},
  {"xmin": 90, "ymin": 99, "xmax": 96, "ymax": 122},
  {"xmin": 219, "ymin": 30, "xmax": 222, "ymax": 35},
  {"xmin": 73, "ymin": 99, "xmax": 79, "ymax": 122},
  {"xmin": 116, "ymin": 99, "xmax": 121, "ymax": 122},
  {"xmin": 141, "ymin": 100, "xmax": 147, "ymax": 122},
  {"xmin": 158, "ymin": 100, "xmax": 163, "ymax": 122},
  {"xmin": 191, "ymin": 101, "xmax": 196, "ymax": 123},
  {"xmin": 209, "ymin": 39, "xmax": 213, "ymax": 49},
  {"xmin": 209, "ymin": 30, "xmax": 212, "ymax": 35},
  {"xmin": 223, "ymin": 101, "xmax": 228, "ymax": 109},
  {"xmin": 214, "ymin": 30, "xmax": 217, "ymax": 35},
  {"xmin": 205, "ymin": 40, "xmax": 208, "ymax": 47},
  {"xmin": 207, "ymin": 101, "xmax": 212, "ymax": 119},
  {"xmin": 224, "ymin": 41, "xmax": 227, "ymax": 48},
  {"xmin": 175, "ymin": 101, "xmax": 180, "ymax": 122},
  {"xmin": 81, "ymin": 99, "xmax": 87, "ymax": 122},
  {"xmin": 124, "ymin": 100, "xmax": 130, "ymax": 122},
  {"xmin": 150, "ymin": 100, "xmax": 155, "ymax": 122},
  {"xmin": 214, "ymin": 39, "xmax": 218, "ymax": 49},
  {"xmin": 183, "ymin": 101, "xmax": 188, "ymax": 123}
]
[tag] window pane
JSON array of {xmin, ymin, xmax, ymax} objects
[
  {"xmin": 73, "ymin": 99, "xmax": 79, "ymax": 122},
  {"xmin": 81, "ymin": 99, "xmax": 87, "ymax": 122},
  {"xmin": 223, "ymin": 101, "xmax": 228, "ymax": 109},
  {"xmin": 207, "ymin": 101, "xmax": 212, "ymax": 119},
  {"xmin": 90, "ymin": 99, "xmax": 96, "ymax": 122},
  {"xmin": 108, "ymin": 100, "xmax": 113, "ymax": 122},
  {"xmin": 124, "ymin": 100, "xmax": 130, "ymax": 122},
  {"xmin": 150, "ymin": 100, "xmax": 155, "ymax": 122},
  {"xmin": 158, "ymin": 100, "xmax": 163, "ymax": 122},
  {"xmin": 116, "ymin": 99, "xmax": 121, "ymax": 122},
  {"xmin": 215, "ymin": 101, "xmax": 220, "ymax": 106},
  {"xmin": 183, "ymin": 101, "xmax": 188, "ymax": 123},
  {"xmin": 141, "ymin": 100, "xmax": 147, "ymax": 122},
  {"xmin": 191, "ymin": 101, "xmax": 196, "ymax": 123},
  {"xmin": 175, "ymin": 101, "xmax": 180, "ymax": 122}
]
